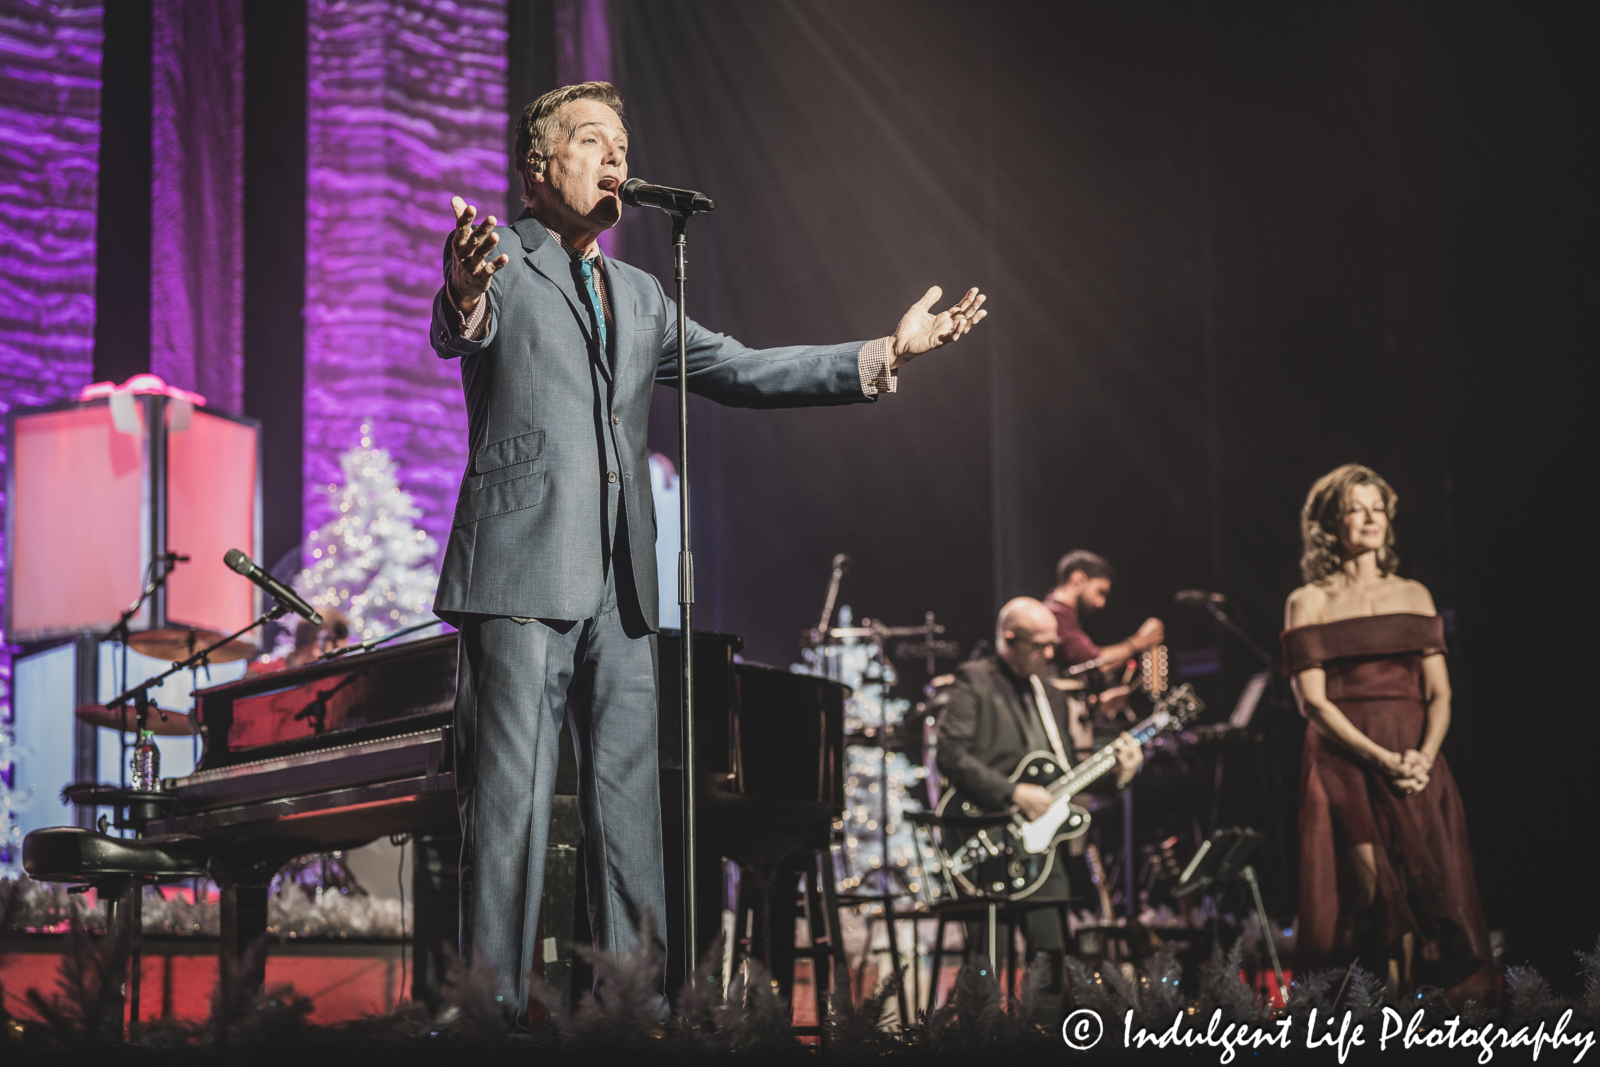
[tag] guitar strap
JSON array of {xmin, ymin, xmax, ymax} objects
[{"xmin": 1029, "ymin": 673, "xmax": 1072, "ymax": 768}]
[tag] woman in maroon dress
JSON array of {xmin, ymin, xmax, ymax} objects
[{"xmin": 1283, "ymin": 464, "xmax": 1492, "ymax": 1003}]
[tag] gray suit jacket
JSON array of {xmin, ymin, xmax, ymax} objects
[{"xmin": 429, "ymin": 216, "xmax": 872, "ymax": 624}]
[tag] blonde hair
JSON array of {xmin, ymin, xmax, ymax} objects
[
  {"xmin": 514, "ymin": 81, "xmax": 626, "ymax": 202},
  {"xmin": 1299, "ymin": 464, "xmax": 1400, "ymax": 582}
]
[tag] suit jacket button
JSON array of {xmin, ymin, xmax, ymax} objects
[
  {"xmin": 607, "ymin": 471, "xmax": 618, "ymax": 483},
  {"xmin": 611, "ymin": 412, "xmax": 620, "ymax": 426}
]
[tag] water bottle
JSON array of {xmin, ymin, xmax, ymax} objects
[{"xmin": 130, "ymin": 730, "xmax": 161, "ymax": 791}]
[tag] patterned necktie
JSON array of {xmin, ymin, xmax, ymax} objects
[{"xmin": 577, "ymin": 256, "xmax": 608, "ymax": 363}]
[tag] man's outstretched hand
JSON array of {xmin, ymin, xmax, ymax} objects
[
  {"xmin": 447, "ymin": 195, "xmax": 511, "ymax": 314},
  {"xmin": 890, "ymin": 286, "xmax": 987, "ymax": 370}
]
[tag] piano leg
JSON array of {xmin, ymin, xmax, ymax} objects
[
  {"xmin": 219, "ymin": 884, "xmax": 270, "ymax": 990},
  {"xmin": 212, "ymin": 842, "xmax": 313, "ymax": 992},
  {"xmin": 412, "ymin": 833, "xmax": 461, "ymax": 1011},
  {"xmin": 764, "ymin": 859, "xmax": 801, "ymax": 1008}
]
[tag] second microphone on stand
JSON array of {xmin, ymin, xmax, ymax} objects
[{"xmin": 224, "ymin": 548, "xmax": 323, "ymax": 625}]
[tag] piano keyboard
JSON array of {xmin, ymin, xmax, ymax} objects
[{"xmin": 166, "ymin": 727, "xmax": 447, "ymax": 810}]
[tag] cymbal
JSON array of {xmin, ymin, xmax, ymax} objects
[
  {"xmin": 74, "ymin": 702, "xmax": 197, "ymax": 736},
  {"xmin": 892, "ymin": 638, "xmax": 961, "ymax": 662},
  {"xmin": 826, "ymin": 617, "xmax": 948, "ymax": 640},
  {"xmin": 845, "ymin": 722, "xmax": 922, "ymax": 753},
  {"xmin": 127, "ymin": 626, "xmax": 253, "ymax": 664}
]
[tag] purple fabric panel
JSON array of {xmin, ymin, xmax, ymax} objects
[
  {"xmin": 552, "ymin": 0, "xmax": 617, "ymax": 257},
  {"xmin": 553, "ymin": 0, "xmax": 611, "ymax": 85},
  {"xmin": 149, "ymin": 0, "xmax": 244, "ymax": 413},
  {"xmin": 0, "ymin": 0, "xmax": 103, "ymax": 687},
  {"xmin": 304, "ymin": 0, "xmax": 507, "ymax": 558},
  {"xmin": 580, "ymin": 0, "xmax": 612, "ymax": 82}
]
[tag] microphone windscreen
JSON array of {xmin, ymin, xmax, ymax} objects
[{"xmin": 224, "ymin": 548, "xmax": 251, "ymax": 575}]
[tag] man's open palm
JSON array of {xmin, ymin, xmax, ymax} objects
[
  {"xmin": 891, "ymin": 285, "xmax": 988, "ymax": 369},
  {"xmin": 447, "ymin": 195, "xmax": 510, "ymax": 313}
]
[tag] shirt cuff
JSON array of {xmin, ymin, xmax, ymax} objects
[
  {"xmin": 857, "ymin": 336, "xmax": 897, "ymax": 397},
  {"xmin": 456, "ymin": 295, "xmax": 490, "ymax": 340}
]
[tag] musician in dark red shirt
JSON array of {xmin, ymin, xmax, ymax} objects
[{"xmin": 1044, "ymin": 550, "xmax": 1164, "ymax": 674}]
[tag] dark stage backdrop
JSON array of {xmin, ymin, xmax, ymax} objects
[
  {"xmin": 613, "ymin": 1, "xmax": 1456, "ymax": 684},
  {"xmin": 587, "ymin": 1, "xmax": 1596, "ymax": 978}
]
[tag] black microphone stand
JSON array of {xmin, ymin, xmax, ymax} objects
[
  {"xmin": 108, "ymin": 553, "xmax": 184, "ymax": 645},
  {"xmin": 1185, "ymin": 595, "xmax": 1294, "ymax": 918},
  {"xmin": 628, "ymin": 181, "xmax": 714, "ymax": 989},
  {"xmin": 1203, "ymin": 600, "xmax": 1273, "ymax": 669},
  {"xmin": 104, "ymin": 604, "xmax": 291, "ymax": 720},
  {"xmin": 670, "ymin": 211, "xmax": 699, "ymax": 987},
  {"xmin": 106, "ymin": 553, "xmax": 185, "ymax": 788},
  {"xmin": 318, "ymin": 617, "xmax": 444, "ymax": 660}
]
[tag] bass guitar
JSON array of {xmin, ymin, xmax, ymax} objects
[{"xmin": 933, "ymin": 684, "xmax": 1202, "ymax": 900}]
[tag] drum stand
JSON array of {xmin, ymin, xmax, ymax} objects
[
  {"xmin": 71, "ymin": 605, "xmax": 287, "ymax": 1032},
  {"xmin": 816, "ymin": 613, "xmax": 954, "ymax": 1024},
  {"xmin": 105, "ymin": 554, "xmax": 182, "ymax": 790}
]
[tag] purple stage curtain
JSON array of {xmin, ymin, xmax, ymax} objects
[
  {"xmin": 554, "ymin": 0, "xmax": 612, "ymax": 86},
  {"xmin": 0, "ymin": 2, "xmax": 100, "ymax": 411},
  {"xmin": 303, "ymin": 0, "xmax": 507, "ymax": 560},
  {"xmin": 149, "ymin": 0, "xmax": 244, "ymax": 413},
  {"xmin": 0, "ymin": 0, "xmax": 103, "ymax": 703},
  {"xmin": 551, "ymin": 0, "xmax": 619, "ymax": 258}
]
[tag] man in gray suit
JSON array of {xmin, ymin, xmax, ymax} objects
[{"xmin": 431, "ymin": 81, "xmax": 986, "ymax": 1019}]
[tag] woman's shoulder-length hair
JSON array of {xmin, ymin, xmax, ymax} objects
[{"xmin": 1299, "ymin": 463, "xmax": 1399, "ymax": 583}]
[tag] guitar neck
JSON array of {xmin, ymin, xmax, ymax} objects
[{"xmin": 1048, "ymin": 712, "xmax": 1166, "ymax": 800}]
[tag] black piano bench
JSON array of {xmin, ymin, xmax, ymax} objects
[
  {"xmin": 23, "ymin": 826, "xmax": 209, "ymax": 887},
  {"xmin": 23, "ymin": 825, "xmax": 211, "ymax": 1029}
]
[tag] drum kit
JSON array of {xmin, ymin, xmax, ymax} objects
[
  {"xmin": 795, "ymin": 555, "xmax": 971, "ymax": 1008},
  {"xmin": 69, "ymin": 554, "xmax": 369, "ymax": 903},
  {"xmin": 71, "ymin": 626, "xmax": 262, "ymax": 737}
]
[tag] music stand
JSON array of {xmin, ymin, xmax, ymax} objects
[{"xmin": 1174, "ymin": 827, "xmax": 1286, "ymax": 1002}]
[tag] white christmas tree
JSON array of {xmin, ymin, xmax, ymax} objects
[{"xmin": 297, "ymin": 427, "xmax": 440, "ymax": 643}]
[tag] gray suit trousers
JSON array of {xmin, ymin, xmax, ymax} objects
[{"xmin": 454, "ymin": 567, "xmax": 665, "ymax": 1017}]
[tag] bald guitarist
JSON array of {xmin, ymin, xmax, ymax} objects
[{"xmin": 933, "ymin": 597, "xmax": 1141, "ymax": 1020}]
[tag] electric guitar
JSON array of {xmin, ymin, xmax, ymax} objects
[{"xmin": 933, "ymin": 684, "xmax": 1202, "ymax": 900}]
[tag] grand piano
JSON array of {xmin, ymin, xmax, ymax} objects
[{"xmin": 147, "ymin": 628, "xmax": 846, "ymax": 1007}]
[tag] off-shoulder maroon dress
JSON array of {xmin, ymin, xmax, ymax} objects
[{"xmin": 1282, "ymin": 613, "xmax": 1491, "ymax": 999}]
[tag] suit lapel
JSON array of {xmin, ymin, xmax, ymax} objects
[{"xmin": 513, "ymin": 216, "xmax": 612, "ymax": 384}]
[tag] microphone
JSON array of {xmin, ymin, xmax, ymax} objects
[
  {"xmin": 620, "ymin": 178, "xmax": 715, "ymax": 215},
  {"xmin": 224, "ymin": 548, "xmax": 323, "ymax": 625},
  {"xmin": 1175, "ymin": 589, "xmax": 1227, "ymax": 606}
]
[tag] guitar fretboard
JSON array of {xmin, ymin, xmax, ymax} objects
[{"xmin": 1048, "ymin": 717, "xmax": 1163, "ymax": 799}]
